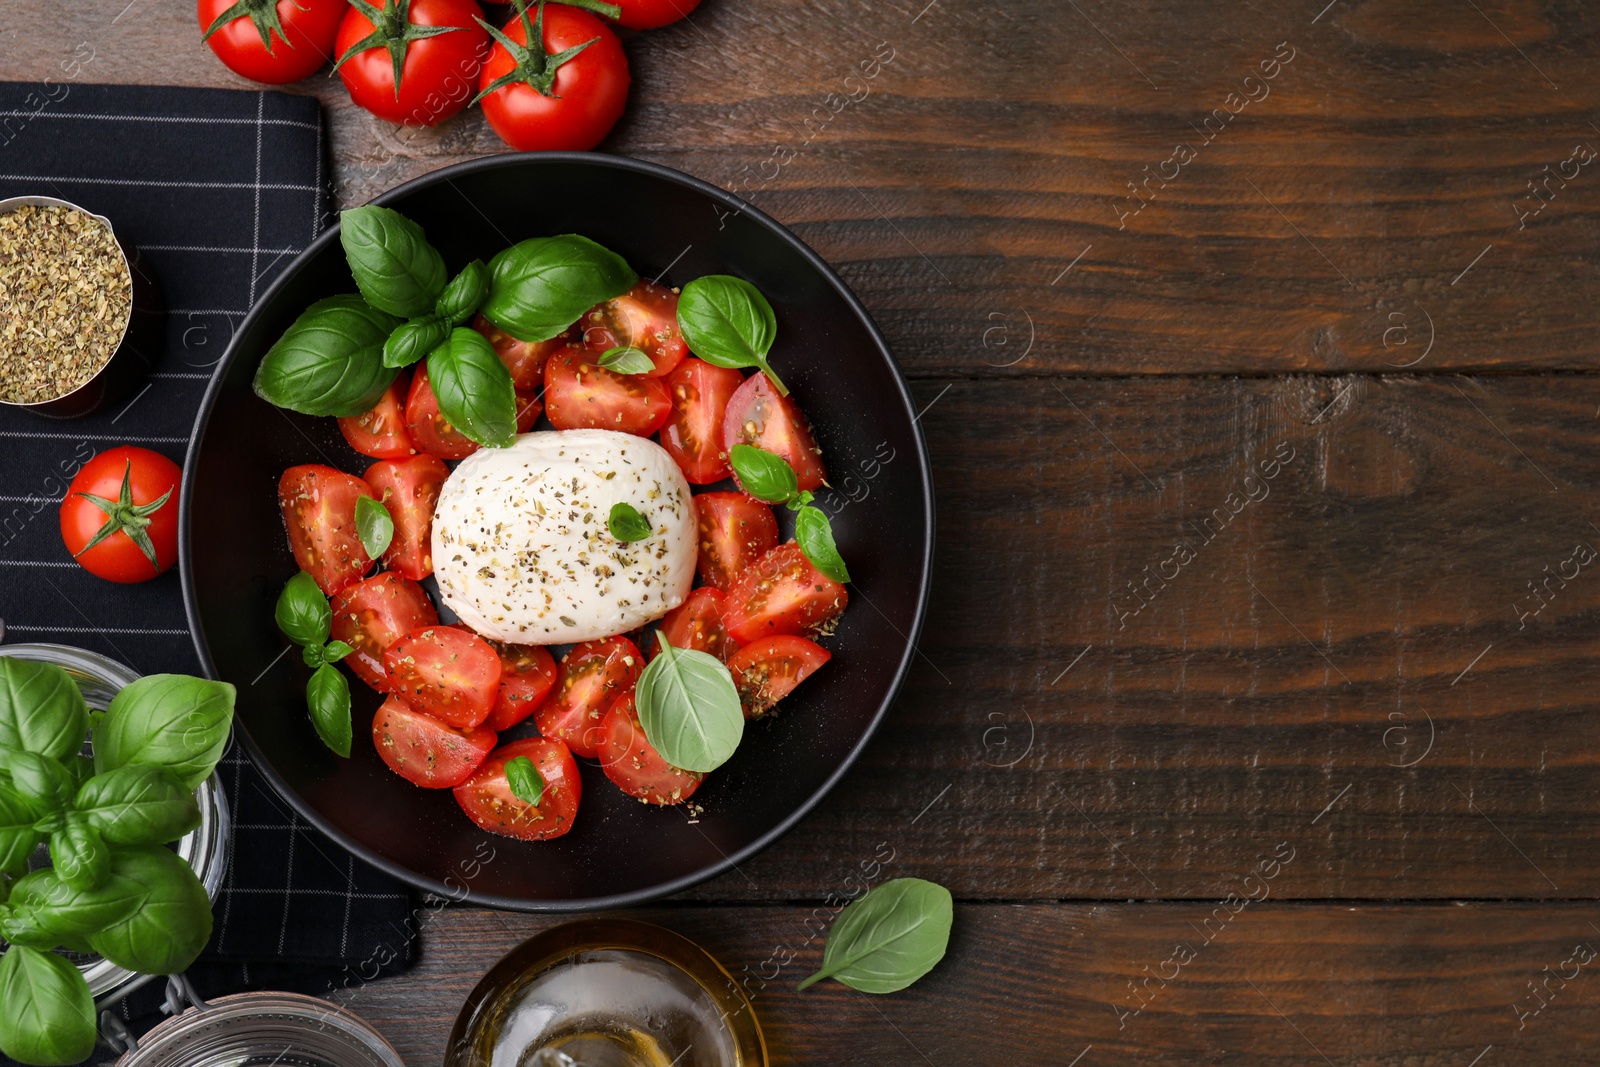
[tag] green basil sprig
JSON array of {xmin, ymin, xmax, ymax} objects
[
  {"xmin": 483, "ymin": 234, "xmax": 637, "ymax": 342},
  {"xmin": 356, "ymin": 495, "xmax": 395, "ymax": 559},
  {"xmin": 382, "ymin": 260, "xmax": 490, "ymax": 370},
  {"xmin": 0, "ymin": 945, "xmax": 97, "ymax": 1066},
  {"xmin": 727, "ymin": 445, "xmax": 850, "ymax": 583},
  {"xmin": 636, "ymin": 634, "xmax": 744, "ymax": 774},
  {"xmin": 608, "ymin": 502, "xmax": 651, "ymax": 542},
  {"xmin": 340, "ymin": 205, "xmax": 448, "ymax": 319},
  {"xmin": 275, "ymin": 572, "xmax": 355, "ymax": 757},
  {"xmin": 795, "ymin": 878, "xmax": 953, "ymax": 993},
  {"xmin": 427, "ymin": 327, "xmax": 519, "ymax": 448},
  {"xmin": 677, "ymin": 275, "xmax": 787, "ymax": 394},
  {"xmin": 253, "ymin": 295, "xmax": 400, "ymax": 417},
  {"xmin": 505, "ymin": 755, "xmax": 544, "ymax": 805},
  {"xmin": 597, "ymin": 347, "xmax": 654, "ymax": 375}
]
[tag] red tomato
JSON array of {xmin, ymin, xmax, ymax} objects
[
  {"xmin": 576, "ymin": 280, "xmax": 687, "ymax": 378},
  {"xmin": 338, "ymin": 372, "xmax": 416, "ymax": 459},
  {"xmin": 654, "ymin": 587, "xmax": 737, "ymax": 663},
  {"xmin": 722, "ymin": 543, "xmax": 848, "ymax": 644},
  {"xmin": 334, "ymin": 0, "xmax": 490, "ymax": 126},
  {"xmin": 472, "ymin": 313, "xmax": 566, "ymax": 390},
  {"xmin": 331, "ymin": 573, "xmax": 439, "ymax": 692},
  {"xmin": 405, "ymin": 363, "xmax": 479, "ymax": 460},
  {"xmin": 477, "ymin": 3, "xmax": 629, "ymax": 152},
  {"xmin": 722, "ymin": 373, "xmax": 827, "ymax": 491},
  {"xmin": 514, "ymin": 388, "xmax": 543, "ymax": 432},
  {"xmin": 384, "ymin": 626, "xmax": 502, "ymax": 729},
  {"xmin": 59, "ymin": 447, "xmax": 181, "ymax": 584},
  {"xmin": 543, "ymin": 348, "xmax": 671, "ymax": 436},
  {"xmin": 454, "ymin": 737, "xmax": 582, "ymax": 841},
  {"xmin": 692, "ymin": 492, "xmax": 779, "ymax": 592},
  {"xmin": 484, "ymin": 642, "xmax": 557, "ymax": 732},
  {"xmin": 598, "ymin": 693, "xmax": 703, "ymax": 805},
  {"xmin": 199, "ymin": 0, "xmax": 346, "ymax": 84},
  {"xmin": 727, "ymin": 635, "xmax": 830, "ymax": 718},
  {"xmin": 372, "ymin": 693, "xmax": 497, "ymax": 788},
  {"xmin": 277, "ymin": 465, "xmax": 375, "ymax": 596},
  {"xmin": 535, "ymin": 636, "xmax": 642, "ymax": 759},
  {"xmin": 363, "ymin": 454, "xmax": 448, "ymax": 580},
  {"xmin": 610, "ymin": 0, "xmax": 701, "ymax": 30},
  {"xmin": 660, "ymin": 358, "xmax": 742, "ymax": 484}
]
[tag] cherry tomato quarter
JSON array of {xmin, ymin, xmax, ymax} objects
[
  {"xmin": 472, "ymin": 313, "xmax": 567, "ymax": 390},
  {"xmin": 363, "ymin": 454, "xmax": 448, "ymax": 580},
  {"xmin": 577, "ymin": 280, "xmax": 687, "ymax": 378},
  {"xmin": 59, "ymin": 447, "xmax": 181, "ymax": 584},
  {"xmin": 727, "ymin": 635, "xmax": 830, "ymax": 718},
  {"xmin": 535, "ymin": 635, "xmax": 642, "ymax": 759},
  {"xmin": 372, "ymin": 693, "xmax": 497, "ymax": 788},
  {"xmin": 722, "ymin": 372, "xmax": 827, "ymax": 491},
  {"xmin": 653, "ymin": 586, "xmax": 737, "ymax": 663},
  {"xmin": 277, "ymin": 464, "xmax": 376, "ymax": 596},
  {"xmin": 199, "ymin": 0, "xmax": 346, "ymax": 84},
  {"xmin": 454, "ymin": 737, "xmax": 582, "ymax": 840},
  {"xmin": 691, "ymin": 491, "xmax": 779, "ymax": 592},
  {"xmin": 543, "ymin": 348, "xmax": 671, "ymax": 436},
  {"xmin": 722, "ymin": 542, "xmax": 849, "ymax": 645},
  {"xmin": 405, "ymin": 363, "xmax": 480, "ymax": 460},
  {"xmin": 476, "ymin": 2, "xmax": 629, "ymax": 152},
  {"xmin": 598, "ymin": 693, "xmax": 703, "ymax": 805},
  {"xmin": 484, "ymin": 642, "xmax": 558, "ymax": 732},
  {"xmin": 384, "ymin": 625, "xmax": 503, "ymax": 729},
  {"xmin": 335, "ymin": 0, "xmax": 490, "ymax": 126},
  {"xmin": 330, "ymin": 573, "xmax": 440, "ymax": 692},
  {"xmin": 661, "ymin": 358, "xmax": 743, "ymax": 484},
  {"xmin": 338, "ymin": 371, "xmax": 416, "ymax": 459}
]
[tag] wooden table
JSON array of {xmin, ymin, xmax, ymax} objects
[{"xmin": 9, "ymin": 0, "xmax": 1600, "ymax": 1062}]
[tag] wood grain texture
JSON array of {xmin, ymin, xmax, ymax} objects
[
  {"xmin": 341, "ymin": 903, "xmax": 1600, "ymax": 1065},
  {"xmin": 3, "ymin": 1, "xmax": 1598, "ymax": 375}
]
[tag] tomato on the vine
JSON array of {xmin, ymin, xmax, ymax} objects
[
  {"xmin": 335, "ymin": 0, "xmax": 491, "ymax": 126},
  {"xmin": 475, "ymin": 1, "xmax": 629, "ymax": 152},
  {"xmin": 199, "ymin": 0, "xmax": 346, "ymax": 84},
  {"xmin": 59, "ymin": 447, "xmax": 181, "ymax": 584}
]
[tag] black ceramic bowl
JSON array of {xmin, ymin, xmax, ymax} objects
[{"xmin": 180, "ymin": 153, "xmax": 933, "ymax": 911}]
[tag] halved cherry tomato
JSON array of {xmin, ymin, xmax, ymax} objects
[
  {"xmin": 484, "ymin": 642, "xmax": 557, "ymax": 732},
  {"xmin": 278, "ymin": 465, "xmax": 375, "ymax": 596},
  {"xmin": 660, "ymin": 358, "xmax": 743, "ymax": 484},
  {"xmin": 454, "ymin": 737, "xmax": 582, "ymax": 841},
  {"xmin": 405, "ymin": 364, "xmax": 479, "ymax": 460},
  {"xmin": 598, "ymin": 693, "xmax": 703, "ymax": 805},
  {"xmin": 576, "ymin": 280, "xmax": 687, "ymax": 378},
  {"xmin": 722, "ymin": 373, "xmax": 827, "ymax": 491},
  {"xmin": 692, "ymin": 492, "xmax": 779, "ymax": 592},
  {"xmin": 338, "ymin": 372, "xmax": 416, "ymax": 460},
  {"xmin": 727, "ymin": 635, "xmax": 830, "ymax": 718},
  {"xmin": 330, "ymin": 572, "xmax": 439, "ymax": 692},
  {"xmin": 473, "ymin": 314, "xmax": 567, "ymax": 390},
  {"xmin": 514, "ymin": 388, "xmax": 543, "ymax": 432},
  {"xmin": 653, "ymin": 587, "xmax": 737, "ymax": 663},
  {"xmin": 364, "ymin": 454, "xmax": 448, "ymax": 580},
  {"xmin": 723, "ymin": 543, "xmax": 848, "ymax": 644},
  {"xmin": 384, "ymin": 626, "xmax": 502, "ymax": 729},
  {"xmin": 372, "ymin": 693, "xmax": 497, "ymax": 788},
  {"xmin": 535, "ymin": 635, "xmax": 642, "ymax": 759},
  {"xmin": 544, "ymin": 348, "xmax": 671, "ymax": 436}
]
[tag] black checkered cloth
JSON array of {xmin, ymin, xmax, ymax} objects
[{"xmin": 0, "ymin": 81, "xmax": 416, "ymax": 1061}]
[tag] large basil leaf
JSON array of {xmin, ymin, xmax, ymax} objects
[
  {"xmin": 340, "ymin": 205, "xmax": 447, "ymax": 319},
  {"xmin": 0, "ymin": 786, "xmax": 41, "ymax": 875},
  {"xmin": 306, "ymin": 663, "xmax": 352, "ymax": 758},
  {"xmin": 86, "ymin": 846, "xmax": 212, "ymax": 976},
  {"xmin": 275, "ymin": 570, "xmax": 331, "ymax": 648},
  {"xmin": 0, "ymin": 658, "xmax": 88, "ymax": 761},
  {"xmin": 8, "ymin": 753, "xmax": 71, "ymax": 815},
  {"xmin": 252, "ymin": 295, "xmax": 401, "ymax": 417},
  {"xmin": 0, "ymin": 945, "xmax": 97, "ymax": 1066},
  {"xmin": 426, "ymin": 328, "xmax": 518, "ymax": 448},
  {"xmin": 483, "ymin": 234, "xmax": 637, "ymax": 342},
  {"xmin": 76, "ymin": 765, "xmax": 200, "ymax": 846},
  {"xmin": 48, "ymin": 820, "xmax": 107, "ymax": 892},
  {"xmin": 10, "ymin": 867, "xmax": 146, "ymax": 940},
  {"xmin": 0, "ymin": 908, "xmax": 60, "ymax": 951},
  {"xmin": 676, "ymin": 275, "xmax": 787, "ymax": 394},
  {"xmin": 636, "ymin": 636, "xmax": 743, "ymax": 773},
  {"xmin": 795, "ymin": 878, "xmax": 953, "ymax": 993},
  {"xmin": 93, "ymin": 674, "xmax": 235, "ymax": 790}
]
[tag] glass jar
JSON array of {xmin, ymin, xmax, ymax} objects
[{"xmin": 0, "ymin": 643, "xmax": 231, "ymax": 1002}]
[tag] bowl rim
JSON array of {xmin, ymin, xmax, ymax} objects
[{"xmin": 178, "ymin": 150, "xmax": 936, "ymax": 912}]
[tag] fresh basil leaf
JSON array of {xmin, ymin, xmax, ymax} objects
[
  {"xmin": 306, "ymin": 662, "xmax": 352, "ymax": 758},
  {"xmin": 505, "ymin": 755, "xmax": 544, "ymax": 806},
  {"xmin": 253, "ymin": 295, "xmax": 401, "ymax": 417},
  {"xmin": 340, "ymin": 204, "xmax": 448, "ymax": 319},
  {"xmin": 608, "ymin": 502, "xmax": 652, "ymax": 542},
  {"xmin": 8, "ymin": 754, "xmax": 72, "ymax": 815},
  {"xmin": 0, "ymin": 785, "xmax": 41, "ymax": 874},
  {"xmin": 677, "ymin": 275, "xmax": 787, "ymax": 394},
  {"xmin": 48, "ymin": 820, "xmax": 107, "ymax": 892},
  {"xmin": 275, "ymin": 570, "xmax": 331, "ymax": 648},
  {"xmin": 437, "ymin": 259, "xmax": 489, "ymax": 324},
  {"xmin": 794, "ymin": 505, "xmax": 851, "ymax": 583},
  {"xmin": 484, "ymin": 234, "xmax": 637, "ymax": 343},
  {"xmin": 93, "ymin": 674, "xmax": 236, "ymax": 790},
  {"xmin": 728, "ymin": 444, "xmax": 798, "ymax": 504},
  {"xmin": 596, "ymin": 346, "xmax": 655, "ymax": 375},
  {"xmin": 324, "ymin": 640, "xmax": 355, "ymax": 663},
  {"xmin": 382, "ymin": 313, "xmax": 449, "ymax": 370},
  {"xmin": 356, "ymin": 495, "xmax": 395, "ymax": 559},
  {"xmin": 636, "ymin": 635, "xmax": 744, "ymax": 773},
  {"xmin": 427, "ymin": 327, "xmax": 518, "ymax": 448},
  {"xmin": 0, "ymin": 944, "xmax": 97, "ymax": 1066},
  {"xmin": 0, "ymin": 658, "xmax": 88, "ymax": 762},
  {"xmin": 59, "ymin": 755, "xmax": 93, "ymax": 796},
  {"xmin": 86, "ymin": 845, "xmax": 212, "ymax": 976},
  {"xmin": 0, "ymin": 909, "xmax": 61, "ymax": 951},
  {"xmin": 796, "ymin": 877, "xmax": 953, "ymax": 993},
  {"xmin": 75, "ymin": 765, "xmax": 200, "ymax": 846},
  {"xmin": 10, "ymin": 867, "xmax": 146, "ymax": 940}
]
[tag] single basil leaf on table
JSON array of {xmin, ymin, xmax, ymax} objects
[
  {"xmin": 0, "ymin": 944, "xmax": 98, "ymax": 1067},
  {"xmin": 382, "ymin": 313, "xmax": 450, "ymax": 370},
  {"xmin": 252, "ymin": 295, "xmax": 401, "ymax": 417},
  {"xmin": 796, "ymin": 877, "xmax": 953, "ymax": 993},
  {"xmin": 794, "ymin": 505, "xmax": 851, "ymax": 584},
  {"xmin": 483, "ymin": 234, "xmax": 637, "ymax": 343},
  {"xmin": 86, "ymin": 845, "xmax": 212, "ymax": 976},
  {"xmin": 340, "ymin": 204, "xmax": 448, "ymax": 319},
  {"xmin": 596, "ymin": 346, "xmax": 655, "ymax": 375},
  {"xmin": 636, "ymin": 634, "xmax": 744, "ymax": 773},
  {"xmin": 275, "ymin": 570, "xmax": 332, "ymax": 647},
  {"xmin": 10, "ymin": 867, "xmax": 147, "ymax": 940},
  {"xmin": 676, "ymin": 274, "xmax": 787, "ymax": 395},
  {"xmin": 48, "ymin": 819, "xmax": 107, "ymax": 892},
  {"xmin": 93, "ymin": 674, "xmax": 236, "ymax": 790},
  {"xmin": 427, "ymin": 327, "xmax": 519, "ymax": 448},
  {"xmin": 8, "ymin": 753, "xmax": 73, "ymax": 815},
  {"xmin": 0, "ymin": 657, "xmax": 89, "ymax": 761},
  {"xmin": 75, "ymin": 764, "xmax": 201, "ymax": 846},
  {"xmin": 306, "ymin": 662, "xmax": 353, "ymax": 758},
  {"xmin": 608, "ymin": 502, "xmax": 652, "ymax": 542},
  {"xmin": 356, "ymin": 495, "xmax": 395, "ymax": 559},
  {"xmin": 436, "ymin": 258, "xmax": 489, "ymax": 324},
  {"xmin": 505, "ymin": 755, "xmax": 544, "ymax": 806},
  {"xmin": 727, "ymin": 444, "xmax": 799, "ymax": 505},
  {"xmin": 0, "ymin": 785, "xmax": 42, "ymax": 874}
]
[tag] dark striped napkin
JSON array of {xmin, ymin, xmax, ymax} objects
[{"xmin": 0, "ymin": 82, "xmax": 415, "ymax": 1060}]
